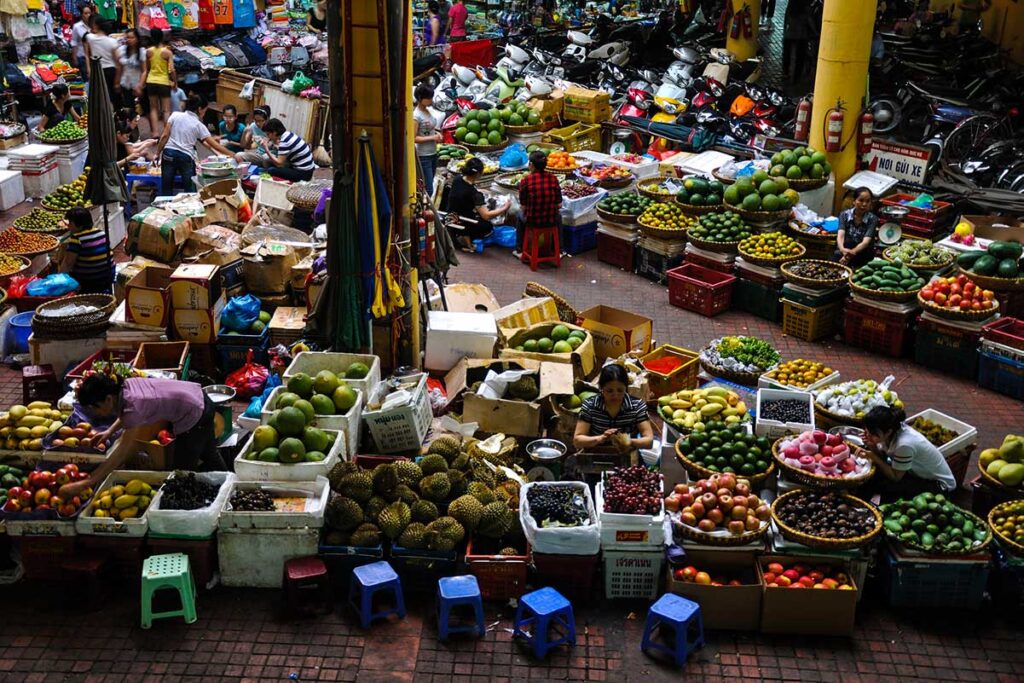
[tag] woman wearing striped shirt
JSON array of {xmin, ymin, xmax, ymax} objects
[
  {"xmin": 573, "ymin": 364, "xmax": 654, "ymax": 454},
  {"xmin": 258, "ymin": 118, "xmax": 316, "ymax": 181},
  {"xmin": 61, "ymin": 208, "xmax": 113, "ymax": 294}
]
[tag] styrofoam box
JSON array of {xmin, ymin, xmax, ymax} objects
[
  {"xmin": 218, "ymin": 476, "xmax": 329, "ymax": 530},
  {"xmin": 574, "ymin": 150, "xmax": 660, "ymax": 179},
  {"xmin": 7, "ymin": 143, "xmax": 59, "ymax": 161},
  {"xmin": 21, "ymin": 166, "xmax": 60, "ymax": 198},
  {"xmin": 234, "ymin": 427, "xmax": 345, "ymax": 482},
  {"xmin": 89, "ymin": 203, "xmax": 127, "ymax": 247},
  {"xmin": 58, "ymin": 150, "xmax": 88, "ymax": 185},
  {"xmin": 755, "ymin": 388, "xmax": 815, "ymax": 439},
  {"xmin": 219, "ymin": 526, "xmax": 321, "ymax": 587},
  {"xmin": 424, "ymin": 311, "xmax": 498, "ymax": 372},
  {"xmin": 75, "ymin": 470, "xmax": 170, "ymax": 536},
  {"xmin": 758, "ymin": 370, "xmax": 840, "ymax": 393},
  {"xmin": 596, "ymin": 479, "xmax": 665, "ymax": 529},
  {"xmin": 904, "ymin": 409, "xmax": 977, "ymax": 457},
  {"xmin": 147, "ymin": 471, "xmax": 235, "ymax": 538},
  {"xmin": 363, "ymin": 373, "xmax": 433, "ymax": 454},
  {"xmin": 0, "ymin": 169, "xmax": 24, "ymax": 210},
  {"xmin": 259, "ymin": 386, "xmax": 360, "ymax": 459},
  {"xmin": 283, "ymin": 351, "xmax": 382, "ymax": 399}
]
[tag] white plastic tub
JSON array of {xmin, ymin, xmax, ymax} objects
[
  {"xmin": 755, "ymin": 388, "xmax": 815, "ymax": 438},
  {"xmin": 218, "ymin": 476, "xmax": 329, "ymax": 530},
  {"xmin": 218, "ymin": 526, "xmax": 320, "ymax": 587},
  {"xmin": 147, "ymin": 471, "xmax": 235, "ymax": 538},
  {"xmin": 904, "ymin": 409, "xmax": 977, "ymax": 457},
  {"xmin": 283, "ymin": 351, "xmax": 381, "ymax": 398},
  {"xmin": 74, "ymin": 470, "xmax": 170, "ymax": 537},
  {"xmin": 259, "ymin": 385, "xmax": 361, "ymax": 457},
  {"xmin": 233, "ymin": 428, "xmax": 344, "ymax": 482}
]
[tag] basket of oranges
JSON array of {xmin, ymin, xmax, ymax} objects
[
  {"xmin": 546, "ymin": 151, "xmax": 589, "ymax": 174},
  {"xmin": 737, "ymin": 231, "xmax": 806, "ymax": 268}
]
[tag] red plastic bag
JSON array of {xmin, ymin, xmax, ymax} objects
[
  {"xmin": 7, "ymin": 275, "xmax": 36, "ymax": 299},
  {"xmin": 225, "ymin": 350, "xmax": 269, "ymax": 399}
]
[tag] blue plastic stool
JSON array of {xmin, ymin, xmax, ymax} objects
[
  {"xmin": 640, "ymin": 593, "xmax": 704, "ymax": 666},
  {"xmin": 348, "ymin": 560, "xmax": 406, "ymax": 628},
  {"xmin": 437, "ymin": 575, "xmax": 485, "ymax": 640},
  {"xmin": 513, "ymin": 586, "xmax": 576, "ymax": 659}
]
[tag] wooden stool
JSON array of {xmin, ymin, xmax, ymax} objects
[
  {"xmin": 22, "ymin": 365, "xmax": 59, "ymax": 405},
  {"xmin": 283, "ymin": 556, "xmax": 331, "ymax": 616},
  {"xmin": 521, "ymin": 226, "xmax": 561, "ymax": 271}
]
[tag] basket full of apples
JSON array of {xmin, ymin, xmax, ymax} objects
[
  {"xmin": 0, "ymin": 462, "xmax": 93, "ymax": 526},
  {"xmin": 667, "ymin": 472, "xmax": 772, "ymax": 546}
]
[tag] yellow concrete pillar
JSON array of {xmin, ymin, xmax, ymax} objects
[
  {"xmin": 808, "ymin": 0, "xmax": 878, "ymax": 211},
  {"xmin": 725, "ymin": 0, "xmax": 759, "ymax": 61},
  {"xmin": 983, "ymin": 0, "xmax": 1024, "ymax": 65}
]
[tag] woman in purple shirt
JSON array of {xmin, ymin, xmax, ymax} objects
[{"xmin": 59, "ymin": 375, "xmax": 224, "ymax": 500}]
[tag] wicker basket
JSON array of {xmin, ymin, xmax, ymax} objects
[
  {"xmin": 771, "ymin": 437, "xmax": 875, "ymax": 490},
  {"xmin": 724, "ymin": 200, "xmax": 792, "ymax": 224},
  {"xmin": 988, "ymin": 501, "xmax": 1024, "ymax": 557},
  {"xmin": 771, "ymin": 490, "xmax": 883, "ymax": 550},
  {"xmin": 786, "ymin": 220, "xmax": 836, "ymax": 245},
  {"xmin": 674, "ymin": 198, "xmax": 724, "ymax": 216},
  {"xmin": 0, "ymin": 287, "xmax": 6, "ymax": 308},
  {"xmin": 505, "ymin": 123, "xmax": 544, "ymax": 134},
  {"xmin": 781, "ymin": 260, "xmax": 852, "ymax": 289},
  {"xmin": 814, "ymin": 402, "xmax": 864, "ymax": 427},
  {"xmin": 0, "ymin": 230, "xmax": 61, "ymax": 257},
  {"xmin": 638, "ymin": 217, "xmax": 687, "ymax": 241},
  {"xmin": 698, "ymin": 358, "xmax": 763, "ymax": 386},
  {"xmin": 978, "ymin": 461, "xmax": 1024, "ymax": 493},
  {"xmin": 523, "ymin": 282, "xmax": 578, "ymax": 324},
  {"xmin": 32, "ymin": 294, "xmax": 116, "ymax": 335},
  {"xmin": 848, "ymin": 280, "xmax": 921, "ymax": 303},
  {"xmin": 38, "ymin": 132, "xmax": 86, "ymax": 144},
  {"xmin": 736, "ymin": 243, "xmax": 806, "ymax": 268},
  {"xmin": 494, "ymin": 172, "xmax": 529, "ymax": 190},
  {"xmin": 0, "ymin": 255, "xmax": 31, "ymax": 281},
  {"xmin": 686, "ymin": 234, "xmax": 741, "ymax": 254},
  {"xmin": 40, "ymin": 200, "xmax": 91, "ymax": 212},
  {"xmin": 637, "ymin": 176, "xmax": 681, "ymax": 201},
  {"xmin": 464, "ymin": 140, "xmax": 511, "ymax": 154},
  {"xmin": 674, "ymin": 440, "xmax": 775, "ymax": 488},
  {"xmin": 956, "ymin": 266, "xmax": 1024, "ymax": 292},
  {"xmin": 285, "ymin": 180, "xmax": 332, "ymax": 210},
  {"xmin": 712, "ymin": 168, "xmax": 736, "ymax": 185},
  {"xmin": 917, "ymin": 295, "xmax": 999, "ymax": 322},
  {"xmin": 13, "ymin": 211, "xmax": 67, "ymax": 235},
  {"xmin": 884, "ymin": 507, "xmax": 992, "ymax": 556},
  {"xmin": 596, "ymin": 174, "xmax": 635, "ymax": 189},
  {"xmin": 882, "ymin": 246, "xmax": 955, "ymax": 273},
  {"xmin": 596, "ymin": 206, "xmax": 641, "ymax": 225},
  {"xmin": 785, "ymin": 176, "xmax": 828, "ymax": 191},
  {"xmin": 673, "ymin": 515, "xmax": 770, "ymax": 547}
]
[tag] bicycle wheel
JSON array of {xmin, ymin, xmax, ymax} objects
[{"xmin": 943, "ymin": 114, "xmax": 1003, "ymax": 167}]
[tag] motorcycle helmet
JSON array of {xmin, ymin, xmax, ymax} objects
[
  {"xmin": 453, "ymin": 65, "xmax": 477, "ymax": 86},
  {"xmin": 526, "ymin": 76, "xmax": 554, "ymax": 97},
  {"xmin": 673, "ymin": 46, "xmax": 701, "ymax": 65},
  {"xmin": 567, "ymin": 30, "xmax": 594, "ymax": 46},
  {"xmin": 506, "ymin": 44, "xmax": 530, "ymax": 65}
]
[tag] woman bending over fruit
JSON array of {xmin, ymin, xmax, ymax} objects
[{"xmin": 861, "ymin": 406, "xmax": 956, "ymax": 502}]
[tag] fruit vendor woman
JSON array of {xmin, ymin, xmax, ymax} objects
[
  {"xmin": 573, "ymin": 364, "xmax": 654, "ymax": 455},
  {"xmin": 58, "ymin": 375, "xmax": 224, "ymax": 500},
  {"xmin": 861, "ymin": 406, "xmax": 956, "ymax": 502},
  {"xmin": 834, "ymin": 187, "xmax": 878, "ymax": 268}
]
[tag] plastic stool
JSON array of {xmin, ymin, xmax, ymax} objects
[
  {"xmin": 521, "ymin": 226, "xmax": 561, "ymax": 271},
  {"xmin": 61, "ymin": 552, "xmax": 110, "ymax": 611},
  {"xmin": 640, "ymin": 593, "xmax": 704, "ymax": 666},
  {"xmin": 140, "ymin": 553, "xmax": 197, "ymax": 629},
  {"xmin": 22, "ymin": 365, "xmax": 59, "ymax": 405},
  {"xmin": 348, "ymin": 560, "xmax": 406, "ymax": 628},
  {"xmin": 437, "ymin": 575, "xmax": 485, "ymax": 640},
  {"xmin": 513, "ymin": 586, "xmax": 576, "ymax": 658},
  {"xmin": 283, "ymin": 556, "xmax": 331, "ymax": 616}
]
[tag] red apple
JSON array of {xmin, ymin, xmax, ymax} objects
[
  {"xmin": 680, "ymin": 511, "xmax": 697, "ymax": 526},
  {"xmin": 934, "ymin": 292, "xmax": 947, "ymax": 305},
  {"xmin": 34, "ymin": 488, "xmax": 51, "ymax": 505},
  {"xmin": 775, "ymin": 575, "xmax": 792, "ymax": 587},
  {"xmin": 700, "ymin": 492, "xmax": 717, "ymax": 509},
  {"xmin": 920, "ymin": 288, "xmax": 934, "ymax": 301},
  {"xmin": 730, "ymin": 505, "xmax": 748, "ymax": 520},
  {"xmin": 767, "ymin": 562, "xmax": 784, "ymax": 575},
  {"xmin": 697, "ymin": 519, "xmax": 716, "ymax": 532},
  {"xmin": 690, "ymin": 501, "xmax": 706, "ymax": 518},
  {"xmin": 789, "ymin": 583, "xmax": 805, "ymax": 589},
  {"xmin": 822, "ymin": 578, "xmax": 839, "ymax": 589},
  {"xmin": 679, "ymin": 491, "xmax": 694, "ymax": 507},
  {"xmin": 718, "ymin": 494, "xmax": 734, "ymax": 513},
  {"xmin": 665, "ymin": 495, "xmax": 682, "ymax": 513},
  {"xmin": 799, "ymin": 576, "xmax": 815, "ymax": 588},
  {"xmin": 812, "ymin": 583, "xmax": 828, "ymax": 589},
  {"xmin": 755, "ymin": 504, "xmax": 771, "ymax": 520},
  {"xmin": 762, "ymin": 572, "xmax": 776, "ymax": 583},
  {"xmin": 706, "ymin": 508, "xmax": 724, "ymax": 525},
  {"xmin": 809, "ymin": 571, "xmax": 825, "ymax": 581},
  {"xmin": 745, "ymin": 515, "xmax": 760, "ymax": 531},
  {"xmin": 694, "ymin": 572, "xmax": 711, "ymax": 585},
  {"xmin": 727, "ymin": 520, "xmax": 746, "ymax": 535},
  {"xmin": 732, "ymin": 495, "xmax": 748, "ymax": 509},
  {"xmin": 782, "ymin": 569, "xmax": 800, "ymax": 581},
  {"xmin": 682, "ymin": 566, "xmax": 698, "ymax": 581},
  {"xmin": 734, "ymin": 481, "xmax": 750, "ymax": 497},
  {"xmin": 673, "ymin": 483, "xmax": 688, "ymax": 494},
  {"xmin": 717, "ymin": 473, "xmax": 737, "ymax": 491}
]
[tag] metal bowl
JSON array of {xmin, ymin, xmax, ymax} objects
[
  {"xmin": 526, "ymin": 438, "xmax": 567, "ymax": 463},
  {"xmin": 203, "ymin": 384, "xmax": 236, "ymax": 404},
  {"xmin": 829, "ymin": 425, "xmax": 864, "ymax": 447}
]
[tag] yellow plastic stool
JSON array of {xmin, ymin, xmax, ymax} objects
[{"xmin": 141, "ymin": 553, "xmax": 197, "ymax": 629}]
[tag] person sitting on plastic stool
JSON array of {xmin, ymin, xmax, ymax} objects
[{"xmin": 254, "ymin": 118, "xmax": 316, "ymax": 182}]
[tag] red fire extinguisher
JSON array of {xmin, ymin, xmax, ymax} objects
[
  {"xmin": 730, "ymin": 11, "xmax": 742, "ymax": 39},
  {"xmin": 858, "ymin": 110, "xmax": 874, "ymax": 155},
  {"xmin": 794, "ymin": 98, "xmax": 812, "ymax": 142},
  {"xmin": 825, "ymin": 109, "xmax": 844, "ymax": 153},
  {"xmin": 742, "ymin": 6, "xmax": 753, "ymax": 37}
]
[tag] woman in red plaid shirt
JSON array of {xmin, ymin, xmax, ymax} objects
[{"xmin": 516, "ymin": 151, "xmax": 563, "ymax": 257}]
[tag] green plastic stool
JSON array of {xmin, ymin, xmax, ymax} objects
[{"xmin": 141, "ymin": 553, "xmax": 197, "ymax": 629}]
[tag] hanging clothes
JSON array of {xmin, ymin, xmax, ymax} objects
[
  {"xmin": 212, "ymin": 0, "xmax": 232, "ymax": 25},
  {"xmin": 232, "ymin": 0, "xmax": 255, "ymax": 28},
  {"xmin": 180, "ymin": 0, "xmax": 200, "ymax": 29},
  {"xmin": 122, "ymin": 0, "xmax": 137, "ymax": 28},
  {"xmin": 96, "ymin": 0, "xmax": 119, "ymax": 21},
  {"xmin": 164, "ymin": 0, "xmax": 186, "ymax": 28},
  {"xmin": 197, "ymin": 0, "xmax": 214, "ymax": 29},
  {"xmin": 0, "ymin": 0, "xmax": 27, "ymax": 15}
]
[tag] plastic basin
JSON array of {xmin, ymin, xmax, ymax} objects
[{"xmin": 9, "ymin": 311, "xmax": 33, "ymax": 352}]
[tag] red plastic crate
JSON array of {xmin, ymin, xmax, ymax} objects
[
  {"xmin": 982, "ymin": 317, "xmax": 1024, "ymax": 351},
  {"xmin": 465, "ymin": 537, "xmax": 529, "ymax": 601},
  {"xmin": 147, "ymin": 535, "xmax": 219, "ymax": 589},
  {"xmin": 14, "ymin": 535, "xmax": 77, "ymax": 581},
  {"xmin": 683, "ymin": 250, "xmax": 735, "ymax": 275},
  {"xmin": 65, "ymin": 348, "xmax": 139, "ymax": 382},
  {"xmin": 531, "ymin": 551, "xmax": 599, "ymax": 603},
  {"xmin": 352, "ymin": 454, "xmax": 410, "ymax": 469},
  {"xmin": 994, "ymin": 290, "xmax": 1024, "ymax": 319},
  {"xmin": 667, "ymin": 263, "xmax": 737, "ymax": 317},
  {"xmin": 78, "ymin": 535, "xmax": 145, "ymax": 583},
  {"xmin": 842, "ymin": 298, "xmax": 916, "ymax": 357},
  {"xmin": 596, "ymin": 231, "xmax": 636, "ymax": 272},
  {"xmin": 880, "ymin": 193, "xmax": 953, "ymax": 222}
]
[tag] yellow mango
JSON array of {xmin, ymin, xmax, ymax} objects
[
  {"xmin": 26, "ymin": 401, "xmax": 51, "ymax": 410},
  {"xmin": 93, "ymin": 509, "xmax": 107, "ymax": 518},
  {"xmin": 700, "ymin": 403, "xmax": 724, "ymax": 417},
  {"xmin": 110, "ymin": 485, "xmax": 125, "ymax": 498},
  {"xmin": 120, "ymin": 506, "xmax": 139, "ymax": 519},
  {"xmin": 694, "ymin": 398, "xmax": 707, "ymax": 408},
  {"xmin": 707, "ymin": 396, "xmax": 728, "ymax": 407},
  {"xmin": 97, "ymin": 496, "xmax": 112, "ymax": 510},
  {"xmin": 125, "ymin": 480, "xmax": 145, "ymax": 496},
  {"xmin": 141, "ymin": 483, "xmax": 153, "ymax": 496},
  {"xmin": 138, "ymin": 495, "xmax": 151, "ymax": 510},
  {"xmin": 17, "ymin": 415, "xmax": 46, "ymax": 427},
  {"xmin": 8, "ymin": 405, "xmax": 27, "ymax": 420},
  {"xmin": 28, "ymin": 438, "xmax": 42, "ymax": 451},
  {"xmin": 114, "ymin": 494, "xmax": 139, "ymax": 509},
  {"xmin": 13, "ymin": 427, "xmax": 30, "ymax": 440},
  {"xmin": 705, "ymin": 387, "xmax": 728, "ymax": 398},
  {"xmin": 734, "ymin": 401, "xmax": 747, "ymax": 414},
  {"xmin": 5, "ymin": 437, "xmax": 16, "ymax": 450},
  {"xmin": 29, "ymin": 425, "xmax": 48, "ymax": 438}
]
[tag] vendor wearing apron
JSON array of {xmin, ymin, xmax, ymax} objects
[
  {"xmin": 58, "ymin": 375, "xmax": 225, "ymax": 501},
  {"xmin": 573, "ymin": 364, "xmax": 654, "ymax": 460}
]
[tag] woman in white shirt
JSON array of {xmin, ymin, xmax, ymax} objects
[
  {"xmin": 861, "ymin": 406, "xmax": 957, "ymax": 502},
  {"xmin": 71, "ymin": 5, "xmax": 94, "ymax": 76},
  {"xmin": 84, "ymin": 18, "xmax": 119, "ymax": 96},
  {"xmin": 114, "ymin": 29, "xmax": 145, "ymax": 110}
]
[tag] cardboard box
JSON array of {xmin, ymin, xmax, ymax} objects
[
  {"xmin": 161, "ymin": 193, "xmax": 210, "ymax": 228},
  {"xmin": 500, "ymin": 321, "xmax": 597, "ymax": 380},
  {"xmin": 290, "ymin": 255, "xmax": 315, "ymax": 294},
  {"xmin": 493, "ymin": 297, "xmax": 559, "ymax": 335},
  {"xmin": 182, "ymin": 224, "xmax": 242, "ymax": 266},
  {"xmin": 562, "ymin": 86, "xmax": 612, "ymax": 124},
  {"xmin": 126, "ymin": 421, "xmax": 176, "ymax": 470},
  {"xmin": 115, "ymin": 255, "xmax": 168, "ymax": 303},
  {"xmin": 579, "ymin": 305, "xmax": 653, "ymax": 360},
  {"xmin": 445, "ymin": 358, "xmax": 574, "ymax": 437},
  {"xmin": 219, "ymin": 259, "xmax": 245, "ymax": 290},
  {"xmin": 199, "ymin": 178, "xmax": 246, "ymax": 224},
  {"xmin": 124, "ymin": 264, "xmax": 174, "ymax": 328},
  {"xmin": 268, "ymin": 306, "xmax": 306, "ymax": 343},
  {"xmin": 242, "ymin": 241, "xmax": 299, "ymax": 295},
  {"xmin": 527, "ymin": 92, "xmax": 563, "ymax": 123},
  {"xmin": 169, "ymin": 263, "xmax": 222, "ymax": 310},
  {"xmin": 443, "ymin": 283, "xmax": 501, "ymax": 314},
  {"xmin": 126, "ymin": 207, "xmax": 193, "ymax": 263},
  {"xmin": 959, "ymin": 215, "xmax": 1024, "ymax": 243},
  {"xmin": 171, "ymin": 294, "xmax": 226, "ymax": 343},
  {"xmin": 665, "ymin": 548, "xmax": 763, "ymax": 631},
  {"xmin": 758, "ymin": 554, "xmax": 858, "ymax": 636},
  {"xmin": 425, "ymin": 311, "xmax": 499, "ymax": 372}
]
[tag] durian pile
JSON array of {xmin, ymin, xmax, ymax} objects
[
  {"xmin": 467, "ymin": 372, "xmax": 540, "ymax": 402},
  {"xmin": 322, "ymin": 433, "xmax": 522, "ymax": 552}
]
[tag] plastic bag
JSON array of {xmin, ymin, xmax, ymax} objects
[
  {"xmin": 225, "ymin": 350, "xmax": 269, "ymax": 399},
  {"xmin": 243, "ymin": 372, "xmax": 280, "ymax": 417},
  {"xmin": 499, "ymin": 143, "xmax": 528, "ymax": 170},
  {"xmin": 519, "ymin": 481, "xmax": 600, "ymax": 555},
  {"xmin": 147, "ymin": 472, "xmax": 236, "ymax": 538},
  {"xmin": 220, "ymin": 293, "xmax": 261, "ymax": 333},
  {"xmin": 905, "ymin": 193, "xmax": 934, "ymax": 209},
  {"xmin": 239, "ymin": 79, "xmax": 255, "ymax": 100},
  {"xmin": 6, "ymin": 275, "xmax": 36, "ymax": 299},
  {"xmin": 293, "ymin": 70, "xmax": 314, "ymax": 92},
  {"xmin": 26, "ymin": 273, "xmax": 79, "ymax": 297}
]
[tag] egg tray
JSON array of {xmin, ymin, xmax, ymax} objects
[
  {"xmin": 771, "ymin": 437, "xmax": 875, "ymax": 490},
  {"xmin": 770, "ymin": 490, "xmax": 882, "ymax": 550}
]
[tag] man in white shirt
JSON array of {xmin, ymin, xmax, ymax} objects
[{"xmin": 155, "ymin": 93, "xmax": 234, "ymax": 195}]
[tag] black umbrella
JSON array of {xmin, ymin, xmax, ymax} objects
[{"xmin": 83, "ymin": 56, "xmax": 128, "ymax": 285}]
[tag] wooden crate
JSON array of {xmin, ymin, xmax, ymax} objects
[{"xmin": 215, "ymin": 70, "xmax": 263, "ymax": 117}]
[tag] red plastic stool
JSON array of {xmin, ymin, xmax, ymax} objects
[
  {"xmin": 521, "ymin": 226, "xmax": 561, "ymax": 271},
  {"xmin": 283, "ymin": 556, "xmax": 332, "ymax": 616},
  {"xmin": 22, "ymin": 365, "xmax": 59, "ymax": 405},
  {"xmin": 61, "ymin": 552, "xmax": 111, "ymax": 611}
]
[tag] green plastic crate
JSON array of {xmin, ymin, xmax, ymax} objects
[
  {"xmin": 780, "ymin": 283, "xmax": 848, "ymax": 308},
  {"xmin": 914, "ymin": 317, "xmax": 981, "ymax": 379},
  {"xmin": 733, "ymin": 278, "xmax": 783, "ymax": 322}
]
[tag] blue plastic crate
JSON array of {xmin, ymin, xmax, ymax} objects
[
  {"xmin": 561, "ymin": 222, "xmax": 598, "ymax": 255},
  {"xmin": 215, "ymin": 327, "xmax": 270, "ymax": 376},
  {"xmin": 978, "ymin": 350, "xmax": 1024, "ymax": 400},
  {"xmin": 885, "ymin": 546, "xmax": 989, "ymax": 609},
  {"xmin": 636, "ymin": 247, "xmax": 684, "ymax": 284}
]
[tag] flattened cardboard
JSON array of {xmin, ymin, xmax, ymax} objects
[
  {"xmin": 445, "ymin": 358, "xmax": 574, "ymax": 437},
  {"xmin": 494, "ymin": 297, "xmax": 559, "ymax": 336},
  {"xmin": 169, "ymin": 263, "xmax": 222, "ymax": 310},
  {"xmin": 199, "ymin": 178, "xmax": 245, "ymax": 224},
  {"xmin": 500, "ymin": 321, "xmax": 597, "ymax": 380},
  {"xmin": 758, "ymin": 554, "xmax": 858, "ymax": 636},
  {"xmin": 579, "ymin": 305, "xmax": 653, "ymax": 360},
  {"xmin": 665, "ymin": 548, "xmax": 763, "ymax": 631},
  {"xmin": 171, "ymin": 294, "xmax": 227, "ymax": 343},
  {"xmin": 126, "ymin": 207, "xmax": 192, "ymax": 263},
  {"xmin": 124, "ymin": 264, "xmax": 174, "ymax": 328},
  {"xmin": 182, "ymin": 224, "xmax": 243, "ymax": 266}
]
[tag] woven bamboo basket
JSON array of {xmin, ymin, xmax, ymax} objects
[
  {"xmin": 596, "ymin": 173, "xmax": 635, "ymax": 189},
  {"xmin": 41, "ymin": 200, "xmax": 91, "ymax": 212},
  {"xmin": 506, "ymin": 123, "xmax": 544, "ymax": 134},
  {"xmin": 686, "ymin": 234, "xmax": 741, "ymax": 254},
  {"xmin": 978, "ymin": 461, "xmax": 1024, "ymax": 493},
  {"xmin": 548, "ymin": 159, "xmax": 592, "ymax": 175},
  {"xmin": 286, "ymin": 180, "xmax": 332, "ymax": 210},
  {"xmin": 781, "ymin": 260, "xmax": 852, "ymax": 289},
  {"xmin": 0, "ymin": 230, "xmax": 61, "ymax": 257},
  {"xmin": 13, "ymin": 211, "xmax": 67, "ymax": 235},
  {"xmin": 0, "ymin": 287, "xmax": 6, "ymax": 308},
  {"xmin": 674, "ymin": 197, "xmax": 724, "ymax": 216},
  {"xmin": 712, "ymin": 168, "xmax": 736, "ymax": 185},
  {"xmin": 674, "ymin": 440, "xmax": 775, "ymax": 488},
  {"xmin": 771, "ymin": 490, "xmax": 883, "ymax": 550},
  {"xmin": 698, "ymin": 358, "xmax": 763, "ymax": 386},
  {"xmin": 0, "ymin": 255, "xmax": 31, "ymax": 282},
  {"xmin": 771, "ymin": 437, "xmax": 875, "ymax": 490},
  {"xmin": 956, "ymin": 265, "xmax": 1024, "ymax": 292},
  {"xmin": 494, "ymin": 172, "xmax": 529, "ymax": 190},
  {"xmin": 673, "ymin": 515, "xmax": 770, "ymax": 547},
  {"xmin": 988, "ymin": 501, "xmax": 1024, "ymax": 557},
  {"xmin": 813, "ymin": 402, "xmax": 864, "ymax": 427},
  {"xmin": 884, "ymin": 506, "xmax": 991, "ymax": 556},
  {"xmin": 596, "ymin": 206, "xmax": 642, "ymax": 225},
  {"xmin": 464, "ymin": 140, "xmax": 510, "ymax": 154},
  {"xmin": 917, "ymin": 295, "xmax": 999, "ymax": 322},
  {"xmin": 32, "ymin": 294, "xmax": 116, "ymax": 334},
  {"xmin": 848, "ymin": 279, "xmax": 921, "ymax": 303},
  {"xmin": 638, "ymin": 216, "xmax": 687, "ymax": 241},
  {"xmin": 637, "ymin": 176, "xmax": 681, "ymax": 201},
  {"xmin": 784, "ymin": 176, "xmax": 828, "ymax": 191},
  {"xmin": 724, "ymin": 200, "xmax": 792, "ymax": 224},
  {"xmin": 882, "ymin": 246, "xmax": 955, "ymax": 273},
  {"xmin": 736, "ymin": 242, "xmax": 806, "ymax": 268},
  {"xmin": 786, "ymin": 220, "xmax": 836, "ymax": 245},
  {"xmin": 523, "ymin": 282, "xmax": 578, "ymax": 324}
]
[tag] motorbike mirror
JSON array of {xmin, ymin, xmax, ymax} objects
[{"xmin": 1011, "ymin": 107, "xmax": 1020, "ymax": 118}]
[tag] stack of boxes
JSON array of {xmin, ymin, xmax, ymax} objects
[
  {"xmin": 733, "ymin": 257, "xmax": 785, "ymax": 322},
  {"xmin": 169, "ymin": 264, "xmax": 224, "ymax": 376},
  {"xmin": 55, "ymin": 138, "xmax": 89, "ymax": 184},
  {"xmin": 8, "ymin": 144, "xmax": 60, "ymax": 199}
]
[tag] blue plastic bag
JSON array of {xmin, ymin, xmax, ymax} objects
[
  {"xmin": 500, "ymin": 143, "xmax": 528, "ymax": 170},
  {"xmin": 26, "ymin": 273, "xmax": 79, "ymax": 297},
  {"xmin": 221, "ymin": 293, "xmax": 261, "ymax": 333},
  {"xmin": 243, "ymin": 372, "xmax": 281, "ymax": 418}
]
